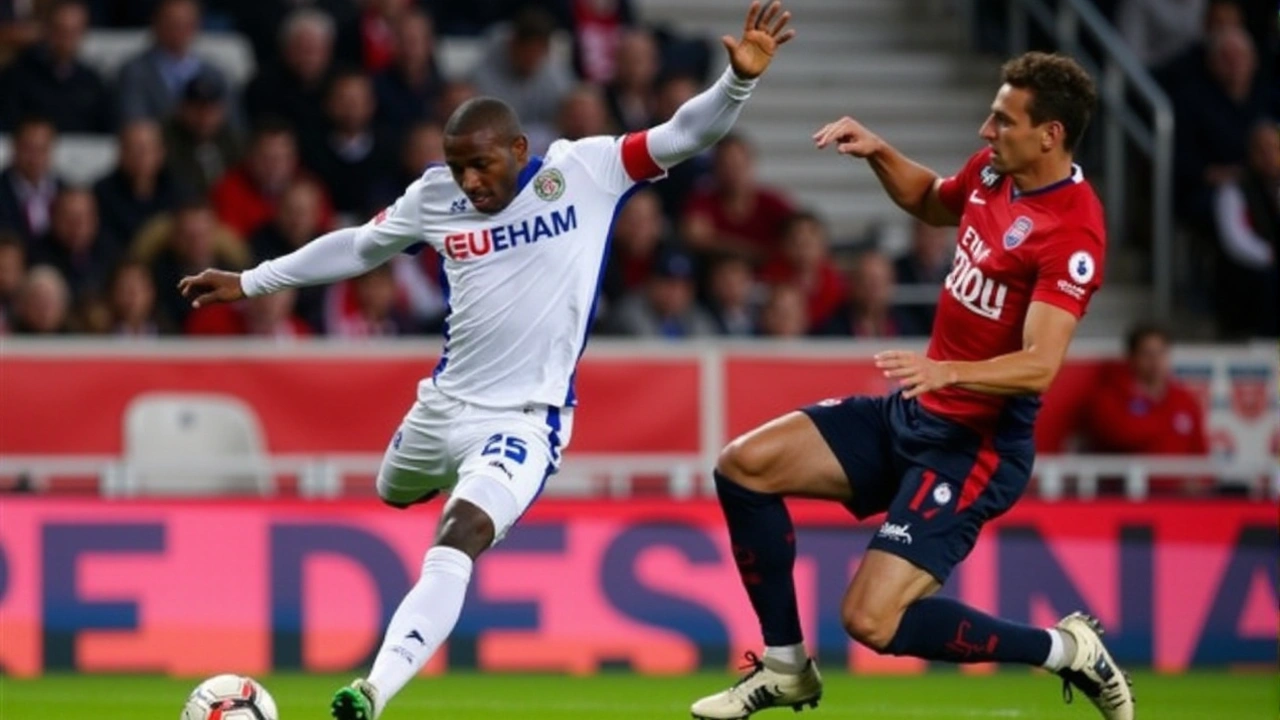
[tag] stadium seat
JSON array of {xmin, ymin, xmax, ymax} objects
[
  {"xmin": 80, "ymin": 29, "xmax": 256, "ymax": 87},
  {"xmin": 121, "ymin": 392, "xmax": 272, "ymax": 495},
  {"xmin": 0, "ymin": 134, "xmax": 118, "ymax": 185}
]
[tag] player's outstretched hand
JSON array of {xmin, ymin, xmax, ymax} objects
[
  {"xmin": 724, "ymin": 0, "xmax": 795, "ymax": 79},
  {"xmin": 875, "ymin": 350, "xmax": 956, "ymax": 400},
  {"xmin": 178, "ymin": 268, "xmax": 245, "ymax": 309},
  {"xmin": 813, "ymin": 116, "xmax": 883, "ymax": 159}
]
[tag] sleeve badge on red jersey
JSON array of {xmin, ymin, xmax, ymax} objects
[
  {"xmin": 1068, "ymin": 250, "xmax": 1096, "ymax": 284},
  {"xmin": 1002, "ymin": 216, "xmax": 1033, "ymax": 250},
  {"xmin": 980, "ymin": 164, "xmax": 1002, "ymax": 188}
]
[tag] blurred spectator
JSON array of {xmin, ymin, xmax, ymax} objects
[
  {"xmin": 706, "ymin": 253, "xmax": 759, "ymax": 336},
  {"xmin": 758, "ymin": 283, "xmax": 809, "ymax": 339},
  {"xmin": 1117, "ymin": 0, "xmax": 1208, "ymax": 68},
  {"xmin": 470, "ymin": 6, "xmax": 574, "ymax": 153},
  {"xmin": 0, "ymin": 0, "xmax": 45, "ymax": 66},
  {"xmin": 302, "ymin": 70, "xmax": 395, "ymax": 218},
  {"xmin": 28, "ymin": 187, "xmax": 118, "ymax": 304},
  {"xmin": 818, "ymin": 249, "xmax": 924, "ymax": 338},
  {"xmin": 1212, "ymin": 121, "xmax": 1279, "ymax": 338},
  {"xmin": 1154, "ymin": 0, "xmax": 1244, "ymax": 86},
  {"xmin": 247, "ymin": 178, "xmax": 328, "ymax": 330},
  {"xmin": 101, "ymin": 259, "xmax": 174, "ymax": 335},
  {"xmin": 0, "ymin": 116, "xmax": 64, "ymax": 245},
  {"xmin": 162, "ymin": 70, "xmax": 243, "ymax": 196},
  {"xmin": 210, "ymin": 118, "xmax": 333, "ymax": 237},
  {"xmin": 0, "ymin": 232, "xmax": 24, "ymax": 331},
  {"xmin": 603, "ymin": 28, "xmax": 658, "ymax": 132},
  {"xmin": 324, "ymin": 263, "xmax": 414, "ymax": 337},
  {"xmin": 243, "ymin": 8, "xmax": 336, "ymax": 154},
  {"xmin": 94, "ymin": 120, "xmax": 180, "ymax": 244},
  {"xmin": 373, "ymin": 8, "xmax": 444, "ymax": 144},
  {"xmin": 569, "ymin": 0, "xmax": 635, "ymax": 83},
  {"xmin": 0, "ymin": 0, "xmax": 110, "ymax": 133},
  {"xmin": 186, "ymin": 287, "xmax": 311, "ymax": 338},
  {"xmin": 895, "ymin": 220, "xmax": 955, "ymax": 285},
  {"xmin": 434, "ymin": 81, "xmax": 478, "ymax": 126},
  {"xmin": 895, "ymin": 220, "xmax": 955, "ymax": 330},
  {"xmin": 649, "ymin": 73, "xmax": 708, "ymax": 223},
  {"xmin": 1081, "ymin": 324, "xmax": 1210, "ymax": 492},
  {"xmin": 359, "ymin": 0, "xmax": 410, "ymax": 73},
  {"xmin": 605, "ymin": 247, "xmax": 717, "ymax": 338},
  {"xmin": 759, "ymin": 211, "xmax": 846, "ymax": 330},
  {"xmin": 135, "ymin": 200, "xmax": 248, "ymax": 326},
  {"xmin": 681, "ymin": 134, "xmax": 794, "ymax": 263},
  {"xmin": 10, "ymin": 264, "xmax": 70, "ymax": 335},
  {"xmin": 601, "ymin": 188, "xmax": 669, "ymax": 308},
  {"xmin": 224, "ymin": 0, "xmax": 359, "ymax": 71},
  {"xmin": 116, "ymin": 0, "xmax": 231, "ymax": 124},
  {"xmin": 371, "ymin": 120, "xmax": 445, "ymax": 207},
  {"xmin": 556, "ymin": 84, "xmax": 610, "ymax": 142},
  {"xmin": 1172, "ymin": 25, "xmax": 1270, "ymax": 226}
]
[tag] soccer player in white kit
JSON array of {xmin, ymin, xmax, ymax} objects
[{"xmin": 177, "ymin": 3, "xmax": 795, "ymax": 718}]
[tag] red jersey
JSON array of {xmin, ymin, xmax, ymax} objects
[
  {"xmin": 1083, "ymin": 365, "xmax": 1209, "ymax": 455},
  {"xmin": 924, "ymin": 147, "xmax": 1107, "ymax": 433}
]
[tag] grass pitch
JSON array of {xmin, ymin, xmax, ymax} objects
[{"xmin": 2, "ymin": 670, "xmax": 1273, "ymax": 719}]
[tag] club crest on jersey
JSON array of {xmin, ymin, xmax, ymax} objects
[
  {"xmin": 534, "ymin": 168, "xmax": 566, "ymax": 201},
  {"xmin": 980, "ymin": 164, "xmax": 1001, "ymax": 189},
  {"xmin": 1069, "ymin": 250, "xmax": 1096, "ymax": 284},
  {"xmin": 1003, "ymin": 216, "xmax": 1033, "ymax": 250}
]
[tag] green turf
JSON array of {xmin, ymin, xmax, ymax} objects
[{"xmin": 1, "ymin": 671, "xmax": 1274, "ymax": 719}]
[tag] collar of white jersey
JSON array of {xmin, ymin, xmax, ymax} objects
[{"xmin": 515, "ymin": 156, "xmax": 545, "ymax": 195}]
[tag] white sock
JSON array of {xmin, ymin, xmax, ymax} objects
[
  {"xmin": 1042, "ymin": 628, "xmax": 1069, "ymax": 671},
  {"xmin": 367, "ymin": 546, "xmax": 473, "ymax": 706},
  {"xmin": 762, "ymin": 643, "xmax": 807, "ymax": 673}
]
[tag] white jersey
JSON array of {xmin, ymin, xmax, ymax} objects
[{"xmin": 364, "ymin": 136, "xmax": 648, "ymax": 409}]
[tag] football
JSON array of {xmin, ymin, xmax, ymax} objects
[{"xmin": 180, "ymin": 674, "xmax": 279, "ymax": 720}]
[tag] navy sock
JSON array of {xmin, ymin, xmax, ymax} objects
[
  {"xmin": 714, "ymin": 470, "xmax": 803, "ymax": 647},
  {"xmin": 884, "ymin": 596, "xmax": 1051, "ymax": 665}
]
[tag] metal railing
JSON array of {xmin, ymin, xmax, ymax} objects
[
  {"xmin": 1006, "ymin": 0, "xmax": 1176, "ymax": 320},
  {"xmin": 2, "ymin": 453, "xmax": 1276, "ymax": 501}
]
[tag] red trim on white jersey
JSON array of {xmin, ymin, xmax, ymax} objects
[{"xmin": 621, "ymin": 131, "xmax": 663, "ymax": 181}]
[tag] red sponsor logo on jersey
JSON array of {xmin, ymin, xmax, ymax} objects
[{"xmin": 945, "ymin": 227, "xmax": 1008, "ymax": 320}]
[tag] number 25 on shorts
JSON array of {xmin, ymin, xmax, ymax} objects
[{"xmin": 481, "ymin": 434, "xmax": 528, "ymax": 464}]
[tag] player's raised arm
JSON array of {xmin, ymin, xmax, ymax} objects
[
  {"xmin": 813, "ymin": 116, "xmax": 960, "ymax": 227},
  {"xmin": 619, "ymin": 0, "xmax": 793, "ymax": 181},
  {"xmin": 179, "ymin": 181, "xmax": 427, "ymax": 309}
]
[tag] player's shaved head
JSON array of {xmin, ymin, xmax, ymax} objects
[
  {"xmin": 444, "ymin": 97, "xmax": 523, "ymax": 142},
  {"xmin": 443, "ymin": 97, "xmax": 530, "ymax": 215}
]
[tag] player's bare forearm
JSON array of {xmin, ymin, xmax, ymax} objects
[
  {"xmin": 946, "ymin": 302, "xmax": 1078, "ymax": 395},
  {"xmin": 876, "ymin": 302, "xmax": 1076, "ymax": 399},
  {"xmin": 813, "ymin": 117, "xmax": 958, "ymax": 226},
  {"xmin": 866, "ymin": 145, "xmax": 956, "ymax": 226},
  {"xmin": 943, "ymin": 350, "xmax": 1060, "ymax": 396}
]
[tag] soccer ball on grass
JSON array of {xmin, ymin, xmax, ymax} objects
[{"xmin": 180, "ymin": 674, "xmax": 279, "ymax": 720}]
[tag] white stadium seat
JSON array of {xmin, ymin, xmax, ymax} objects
[
  {"xmin": 80, "ymin": 29, "xmax": 256, "ymax": 87},
  {"xmin": 0, "ymin": 134, "xmax": 118, "ymax": 185},
  {"xmin": 121, "ymin": 392, "xmax": 272, "ymax": 495}
]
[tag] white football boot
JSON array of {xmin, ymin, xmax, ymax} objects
[
  {"xmin": 1055, "ymin": 612, "xmax": 1136, "ymax": 720},
  {"xmin": 690, "ymin": 652, "xmax": 823, "ymax": 719}
]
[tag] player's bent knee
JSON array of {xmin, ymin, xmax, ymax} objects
[
  {"xmin": 435, "ymin": 498, "xmax": 496, "ymax": 558},
  {"xmin": 841, "ymin": 603, "xmax": 897, "ymax": 652},
  {"xmin": 716, "ymin": 437, "xmax": 779, "ymax": 492}
]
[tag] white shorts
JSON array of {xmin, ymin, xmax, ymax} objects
[{"xmin": 376, "ymin": 383, "xmax": 573, "ymax": 544}]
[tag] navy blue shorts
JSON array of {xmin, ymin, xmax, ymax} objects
[{"xmin": 801, "ymin": 391, "xmax": 1034, "ymax": 584}]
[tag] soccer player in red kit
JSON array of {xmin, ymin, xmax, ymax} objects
[{"xmin": 690, "ymin": 53, "xmax": 1135, "ymax": 720}]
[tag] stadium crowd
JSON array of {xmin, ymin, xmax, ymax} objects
[{"xmin": 0, "ymin": 0, "xmax": 1275, "ymax": 341}]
